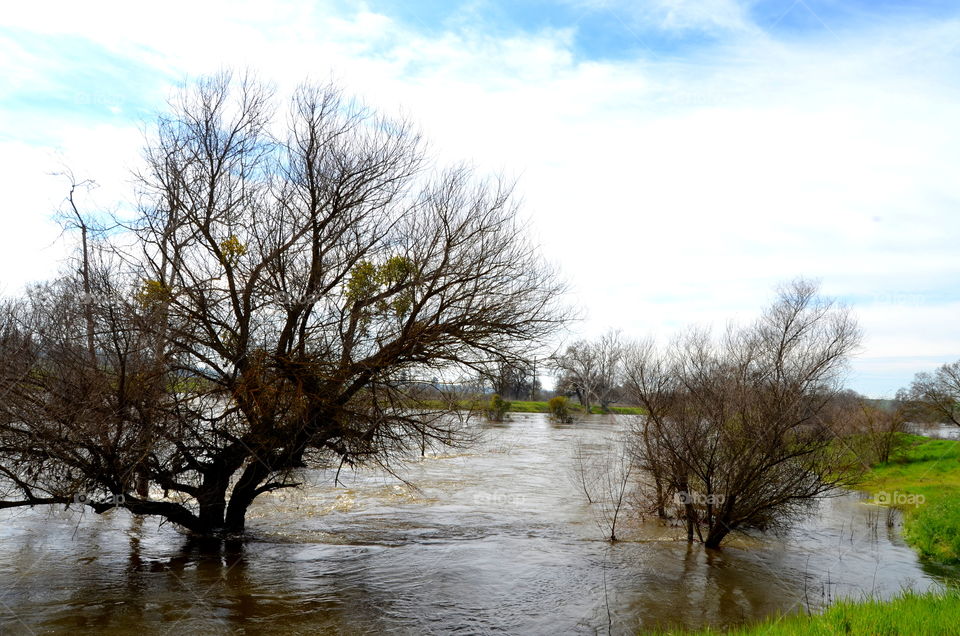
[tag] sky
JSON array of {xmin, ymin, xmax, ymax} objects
[{"xmin": 1, "ymin": 0, "xmax": 958, "ymax": 397}]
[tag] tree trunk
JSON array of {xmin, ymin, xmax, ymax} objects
[
  {"xmin": 685, "ymin": 502, "xmax": 697, "ymax": 542},
  {"xmin": 704, "ymin": 527, "xmax": 728, "ymax": 549},
  {"xmin": 196, "ymin": 478, "xmax": 231, "ymax": 535},
  {"xmin": 600, "ymin": 395, "xmax": 612, "ymax": 412},
  {"xmin": 135, "ymin": 465, "xmax": 149, "ymax": 498},
  {"xmin": 67, "ymin": 185, "xmax": 96, "ymax": 363},
  {"xmin": 198, "ymin": 499, "xmax": 226, "ymax": 534},
  {"xmin": 641, "ymin": 420, "xmax": 667, "ymax": 518},
  {"xmin": 224, "ymin": 462, "xmax": 271, "ymax": 534},
  {"xmin": 654, "ymin": 476, "xmax": 666, "ymax": 519}
]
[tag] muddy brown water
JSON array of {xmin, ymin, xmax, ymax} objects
[{"xmin": 0, "ymin": 414, "xmax": 954, "ymax": 635}]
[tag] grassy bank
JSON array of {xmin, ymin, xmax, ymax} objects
[
  {"xmin": 654, "ymin": 588, "xmax": 960, "ymax": 635},
  {"xmin": 858, "ymin": 432, "xmax": 960, "ymax": 563},
  {"xmin": 652, "ymin": 432, "xmax": 960, "ymax": 635},
  {"xmin": 506, "ymin": 400, "xmax": 645, "ymax": 415},
  {"xmin": 413, "ymin": 398, "xmax": 645, "ymax": 416}
]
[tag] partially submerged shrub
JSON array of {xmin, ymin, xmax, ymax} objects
[
  {"xmin": 487, "ymin": 394, "xmax": 511, "ymax": 422},
  {"xmin": 548, "ymin": 396, "xmax": 573, "ymax": 423}
]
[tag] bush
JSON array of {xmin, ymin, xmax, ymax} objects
[
  {"xmin": 548, "ymin": 396, "xmax": 573, "ymax": 423},
  {"xmin": 486, "ymin": 394, "xmax": 511, "ymax": 422}
]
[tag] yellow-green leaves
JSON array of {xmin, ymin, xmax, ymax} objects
[
  {"xmin": 377, "ymin": 255, "xmax": 414, "ymax": 287},
  {"xmin": 345, "ymin": 256, "xmax": 417, "ymax": 318},
  {"xmin": 345, "ymin": 260, "xmax": 379, "ymax": 304},
  {"xmin": 220, "ymin": 235, "xmax": 246, "ymax": 266},
  {"xmin": 136, "ymin": 279, "xmax": 170, "ymax": 309}
]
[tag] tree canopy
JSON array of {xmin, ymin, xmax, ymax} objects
[{"xmin": 0, "ymin": 72, "xmax": 568, "ymax": 536}]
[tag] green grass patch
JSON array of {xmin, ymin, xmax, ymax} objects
[
  {"xmin": 651, "ymin": 588, "xmax": 960, "ymax": 635},
  {"xmin": 904, "ymin": 494, "xmax": 960, "ymax": 562},
  {"xmin": 399, "ymin": 398, "xmax": 644, "ymax": 416},
  {"xmin": 858, "ymin": 433, "xmax": 960, "ymax": 563},
  {"xmin": 506, "ymin": 400, "xmax": 645, "ymax": 415},
  {"xmin": 652, "ymin": 436, "xmax": 960, "ymax": 635},
  {"xmin": 604, "ymin": 405, "xmax": 647, "ymax": 415},
  {"xmin": 504, "ymin": 400, "xmax": 551, "ymax": 413}
]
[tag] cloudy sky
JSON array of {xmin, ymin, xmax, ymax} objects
[{"xmin": 1, "ymin": 0, "xmax": 958, "ymax": 396}]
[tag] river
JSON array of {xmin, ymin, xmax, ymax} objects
[{"xmin": 0, "ymin": 414, "xmax": 953, "ymax": 635}]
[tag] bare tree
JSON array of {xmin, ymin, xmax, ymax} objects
[
  {"xmin": 571, "ymin": 435, "xmax": 634, "ymax": 542},
  {"xmin": 623, "ymin": 280, "xmax": 864, "ymax": 548},
  {"xmin": 0, "ymin": 250, "xmax": 167, "ymax": 514},
  {"xmin": 899, "ymin": 360, "xmax": 960, "ymax": 427},
  {"xmin": 0, "ymin": 72, "xmax": 568, "ymax": 537},
  {"xmin": 553, "ymin": 329, "xmax": 624, "ymax": 413},
  {"xmin": 826, "ymin": 390, "xmax": 907, "ymax": 464},
  {"xmin": 478, "ymin": 359, "xmax": 539, "ymax": 401},
  {"xmin": 59, "ymin": 172, "xmax": 98, "ymax": 362},
  {"xmin": 593, "ymin": 330, "xmax": 625, "ymax": 411}
]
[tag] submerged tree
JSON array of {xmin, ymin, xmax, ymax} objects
[
  {"xmin": 623, "ymin": 280, "xmax": 864, "ymax": 548},
  {"xmin": 0, "ymin": 72, "xmax": 568, "ymax": 536},
  {"xmin": 571, "ymin": 436, "xmax": 634, "ymax": 542}
]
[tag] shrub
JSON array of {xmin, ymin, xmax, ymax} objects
[
  {"xmin": 548, "ymin": 396, "xmax": 573, "ymax": 423},
  {"xmin": 487, "ymin": 394, "xmax": 511, "ymax": 422}
]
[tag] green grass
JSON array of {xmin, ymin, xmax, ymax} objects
[
  {"xmin": 505, "ymin": 400, "xmax": 645, "ymax": 415},
  {"xmin": 859, "ymin": 434, "xmax": 960, "ymax": 493},
  {"xmin": 602, "ymin": 405, "xmax": 647, "ymax": 415},
  {"xmin": 858, "ymin": 433, "xmax": 960, "ymax": 563},
  {"xmin": 503, "ymin": 400, "xmax": 551, "ymax": 413},
  {"xmin": 654, "ymin": 433, "xmax": 960, "ymax": 635},
  {"xmin": 651, "ymin": 588, "xmax": 960, "ymax": 635},
  {"xmin": 411, "ymin": 398, "xmax": 645, "ymax": 416}
]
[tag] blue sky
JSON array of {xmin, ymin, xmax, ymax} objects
[
  {"xmin": 362, "ymin": 0, "xmax": 960, "ymax": 59},
  {"xmin": 1, "ymin": 0, "xmax": 959, "ymax": 396}
]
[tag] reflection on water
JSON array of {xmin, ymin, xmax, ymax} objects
[{"xmin": 0, "ymin": 414, "xmax": 955, "ymax": 634}]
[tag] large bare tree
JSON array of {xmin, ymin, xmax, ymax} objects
[
  {"xmin": 623, "ymin": 280, "xmax": 864, "ymax": 548},
  {"xmin": 0, "ymin": 72, "xmax": 568, "ymax": 536},
  {"xmin": 553, "ymin": 329, "xmax": 624, "ymax": 413},
  {"xmin": 899, "ymin": 359, "xmax": 960, "ymax": 427}
]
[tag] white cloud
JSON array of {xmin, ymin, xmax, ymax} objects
[
  {"xmin": 2, "ymin": 1, "xmax": 958, "ymax": 394},
  {"xmin": 651, "ymin": 0, "xmax": 755, "ymax": 34}
]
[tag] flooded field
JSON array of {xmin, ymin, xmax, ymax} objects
[{"xmin": 0, "ymin": 414, "xmax": 953, "ymax": 635}]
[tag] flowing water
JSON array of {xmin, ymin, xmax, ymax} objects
[
  {"xmin": 910, "ymin": 422, "xmax": 960, "ymax": 440},
  {"xmin": 0, "ymin": 414, "xmax": 954, "ymax": 635}
]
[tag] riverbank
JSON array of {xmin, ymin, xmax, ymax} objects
[
  {"xmin": 415, "ymin": 398, "xmax": 646, "ymax": 415},
  {"xmin": 657, "ymin": 588, "xmax": 960, "ymax": 635},
  {"xmin": 506, "ymin": 399, "xmax": 645, "ymax": 415},
  {"xmin": 651, "ymin": 431, "xmax": 960, "ymax": 635},
  {"xmin": 858, "ymin": 432, "xmax": 960, "ymax": 563}
]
